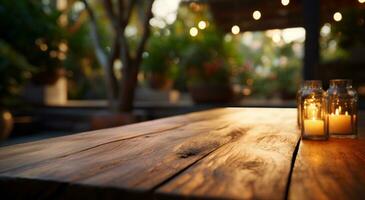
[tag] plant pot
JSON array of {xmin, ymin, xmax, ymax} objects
[
  {"xmin": 0, "ymin": 109, "xmax": 13, "ymax": 140},
  {"xmin": 148, "ymin": 73, "xmax": 173, "ymax": 90},
  {"xmin": 189, "ymin": 84, "xmax": 234, "ymax": 104},
  {"xmin": 32, "ymin": 68, "xmax": 66, "ymax": 85},
  {"xmin": 23, "ymin": 73, "xmax": 68, "ymax": 105}
]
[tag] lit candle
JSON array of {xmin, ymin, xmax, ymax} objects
[
  {"xmin": 328, "ymin": 107, "xmax": 352, "ymax": 134},
  {"xmin": 304, "ymin": 119, "xmax": 325, "ymax": 136},
  {"xmin": 306, "ymin": 103, "xmax": 318, "ymax": 119}
]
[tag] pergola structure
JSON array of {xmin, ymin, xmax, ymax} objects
[{"xmin": 183, "ymin": 0, "xmax": 365, "ymax": 80}]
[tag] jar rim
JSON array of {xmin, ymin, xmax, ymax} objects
[
  {"xmin": 303, "ymin": 80, "xmax": 322, "ymax": 87},
  {"xmin": 329, "ymin": 79, "xmax": 352, "ymax": 86}
]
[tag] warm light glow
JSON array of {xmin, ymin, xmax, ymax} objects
[
  {"xmin": 231, "ymin": 25, "xmax": 240, "ymax": 35},
  {"xmin": 333, "ymin": 12, "xmax": 342, "ymax": 22},
  {"xmin": 329, "ymin": 106, "xmax": 352, "ymax": 134},
  {"xmin": 306, "ymin": 103, "xmax": 318, "ymax": 120},
  {"xmin": 198, "ymin": 21, "xmax": 207, "ymax": 29},
  {"xmin": 59, "ymin": 42, "xmax": 68, "ymax": 52},
  {"xmin": 334, "ymin": 106, "xmax": 342, "ymax": 115},
  {"xmin": 152, "ymin": 0, "xmax": 181, "ymax": 27},
  {"xmin": 253, "ymin": 10, "xmax": 261, "ymax": 20},
  {"xmin": 272, "ymin": 32, "xmax": 281, "ymax": 43},
  {"xmin": 3, "ymin": 111, "xmax": 11, "ymax": 120},
  {"xmin": 359, "ymin": 0, "xmax": 365, "ymax": 3},
  {"xmin": 40, "ymin": 44, "xmax": 48, "ymax": 51},
  {"xmin": 281, "ymin": 0, "xmax": 290, "ymax": 6},
  {"xmin": 189, "ymin": 27, "xmax": 198, "ymax": 37},
  {"xmin": 320, "ymin": 23, "xmax": 331, "ymax": 37}
]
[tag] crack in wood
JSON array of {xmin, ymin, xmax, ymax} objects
[
  {"xmin": 284, "ymin": 138, "xmax": 301, "ymax": 200},
  {"xmin": 152, "ymin": 126, "xmax": 250, "ymax": 199}
]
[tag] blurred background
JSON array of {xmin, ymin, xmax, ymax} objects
[{"xmin": 0, "ymin": 0, "xmax": 364, "ymax": 145}]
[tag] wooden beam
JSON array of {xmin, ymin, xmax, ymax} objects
[{"xmin": 303, "ymin": 0, "xmax": 320, "ymax": 80}]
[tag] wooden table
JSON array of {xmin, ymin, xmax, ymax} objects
[{"xmin": 0, "ymin": 108, "xmax": 364, "ymax": 200}]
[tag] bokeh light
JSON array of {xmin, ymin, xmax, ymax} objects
[
  {"xmin": 253, "ymin": 10, "xmax": 261, "ymax": 20},
  {"xmin": 198, "ymin": 21, "xmax": 207, "ymax": 30},
  {"xmin": 231, "ymin": 25, "xmax": 240, "ymax": 35},
  {"xmin": 281, "ymin": 0, "xmax": 290, "ymax": 6},
  {"xmin": 189, "ymin": 27, "xmax": 198, "ymax": 37},
  {"xmin": 333, "ymin": 12, "xmax": 342, "ymax": 22}
]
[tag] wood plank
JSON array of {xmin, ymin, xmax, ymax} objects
[
  {"xmin": 289, "ymin": 110, "xmax": 365, "ymax": 200},
  {"xmin": 156, "ymin": 108, "xmax": 300, "ymax": 200},
  {"xmin": 0, "ymin": 108, "xmax": 234, "ymax": 172},
  {"xmin": 0, "ymin": 108, "xmax": 299, "ymax": 199},
  {"xmin": 289, "ymin": 139, "xmax": 365, "ymax": 200},
  {"xmin": 0, "ymin": 108, "xmax": 248, "ymax": 199}
]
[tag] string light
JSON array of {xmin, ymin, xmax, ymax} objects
[
  {"xmin": 189, "ymin": 27, "xmax": 198, "ymax": 37},
  {"xmin": 333, "ymin": 12, "xmax": 342, "ymax": 22},
  {"xmin": 231, "ymin": 25, "xmax": 240, "ymax": 35},
  {"xmin": 198, "ymin": 21, "xmax": 207, "ymax": 30},
  {"xmin": 281, "ymin": 0, "xmax": 290, "ymax": 6},
  {"xmin": 359, "ymin": 0, "xmax": 365, "ymax": 3},
  {"xmin": 253, "ymin": 10, "xmax": 261, "ymax": 20}
]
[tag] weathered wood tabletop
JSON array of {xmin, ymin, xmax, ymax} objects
[{"xmin": 0, "ymin": 108, "xmax": 364, "ymax": 200}]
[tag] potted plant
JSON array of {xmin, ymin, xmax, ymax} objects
[
  {"xmin": 0, "ymin": 40, "xmax": 35, "ymax": 140},
  {"xmin": 142, "ymin": 33, "xmax": 182, "ymax": 90},
  {"xmin": 181, "ymin": 29, "xmax": 235, "ymax": 103},
  {"xmin": 0, "ymin": 0, "xmax": 67, "ymax": 105}
]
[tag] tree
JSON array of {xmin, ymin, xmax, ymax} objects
[{"xmin": 82, "ymin": 0, "xmax": 154, "ymax": 112}]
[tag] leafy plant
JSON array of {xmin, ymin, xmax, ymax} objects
[
  {"xmin": 142, "ymin": 32, "xmax": 182, "ymax": 80},
  {"xmin": 331, "ymin": 8, "xmax": 365, "ymax": 49},
  {"xmin": 0, "ymin": 40, "xmax": 35, "ymax": 107},
  {"xmin": 0, "ymin": 0, "xmax": 65, "ymax": 80},
  {"xmin": 180, "ymin": 28, "xmax": 235, "ymax": 85}
]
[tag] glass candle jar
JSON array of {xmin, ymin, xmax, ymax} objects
[
  {"xmin": 297, "ymin": 82, "xmax": 308, "ymax": 128},
  {"xmin": 327, "ymin": 79, "xmax": 357, "ymax": 138},
  {"xmin": 300, "ymin": 80, "xmax": 328, "ymax": 140}
]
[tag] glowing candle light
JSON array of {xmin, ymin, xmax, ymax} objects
[
  {"xmin": 303, "ymin": 103, "xmax": 325, "ymax": 136},
  {"xmin": 304, "ymin": 119, "xmax": 325, "ymax": 136},
  {"xmin": 328, "ymin": 106, "xmax": 352, "ymax": 134}
]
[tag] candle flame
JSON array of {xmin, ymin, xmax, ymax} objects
[
  {"xmin": 335, "ymin": 107, "xmax": 340, "ymax": 115},
  {"xmin": 334, "ymin": 106, "xmax": 348, "ymax": 116}
]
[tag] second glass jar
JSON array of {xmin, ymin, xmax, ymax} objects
[{"xmin": 327, "ymin": 79, "xmax": 358, "ymax": 138}]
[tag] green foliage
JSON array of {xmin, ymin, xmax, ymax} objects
[
  {"xmin": 142, "ymin": 31, "xmax": 184, "ymax": 79},
  {"xmin": 180, "ymin": 28, "xmax": 239, "ymax": 85},
  {"xmin": 332, "ymin": 8, "xmax": 365, "ymax": 49},
  {"xmin": 0, "ymin": 0, "xmax": 65, "ymax": 74},
  {"xmin": 0, "ymin": 40, "xmax": 35, "ymax": 106},
  {"xmin": 64, "ymin": 22, "xmax": 107, "ymax": 99},
  {"xmin": 237, "ymin": 33, "xmax": 302, "ymax": 98}
]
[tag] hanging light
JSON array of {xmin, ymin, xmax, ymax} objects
[
  {"xmin": 359, "ymin": 0, "xmax": 365, "ymax": 3},
  {"xmin": 281, "ymin": 0, "xmax": 290, "ymax": 6},
  {"xmin": 198, "ymin": 21, "xmax": 207, "ymax": 30},
  {"xmin": 231, "ymin": 25, "xmax": 240, "ymax": 35},
  {"xmin": 189, "ymin": 27, "xmax": 198, "ymax": 37},
  {"xmin": 253, "ymin": 10, "xmax": 261, "ymax": 20},
  {"xmin": 333, "ymin": 12, "xmax": 342, "ymax": 22}
]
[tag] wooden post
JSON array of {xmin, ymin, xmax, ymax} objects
[{"xmin": 303, "ymin": 0, "xmax": 320, "ymax": 80}]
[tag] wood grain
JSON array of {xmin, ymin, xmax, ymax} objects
[
  {"xmin": 289, "ymin": 138, "xmax": 365, "ymax": 200},
  {"xmin": 3, "ymin": 108, "xmax": 363, "ymax": 200},
  {"xmin": 156, "ymin": 108, "xmax": 300, "ymax": 200},
  {"xmin": 0, "ymin": 108, "xmax": 234, "ymax": 173},
  {"xmin": 0, "ymin": 108, "xmax": 248, "ymax": 198}
]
